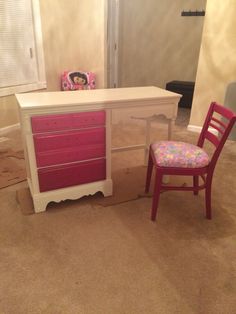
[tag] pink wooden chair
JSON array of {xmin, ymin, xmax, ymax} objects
[{"xmin": 145, "ymin": 102, "xmax": 236, "ymax": 221}]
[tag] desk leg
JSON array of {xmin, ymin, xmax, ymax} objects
[
  {"xmin": 144, "ymin": 118, "xmax": 151, "ymax": 165},
  {"xmin": 164, "ymin": 118, "xmax": 175, "ymax": 184},
  {"xmin": 33, "ymin": 197, "xmax": 47, "ymax": 213},
  {"xmin": 168, "ymin": 118, "xmax": 173, "ymax": 140}
]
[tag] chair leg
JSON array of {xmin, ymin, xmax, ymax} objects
[
  {"xmin": 193, "ymin": 176, "xmax": 199, "ymax": 195},
  {"xmin": 151, "ymin": 171, "xmax": 162, "ymax": 221},
  {"xmin": 145, "ymin": 151, "xmax": 153, "ymax": 193},
  {"xmin": 205, "ymin": 176, "xmax": 213, "ymax": 219}
]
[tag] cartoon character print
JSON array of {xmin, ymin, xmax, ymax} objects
[
  {"xmin": 61, "ymin": 71, "xmax": 95, "ymax": 91},
  {"xmin": 69, "ymin": 72, "xmax": 88, "ymax": 86}
]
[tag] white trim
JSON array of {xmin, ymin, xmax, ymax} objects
[
  {"xmin": 0, "ymin": 82, "xmax": 46, "ymax": 97},
  {"xmin": 32, "ymin": 0, "xmax": 46, "ymax": 83},
  {"xmin": 187, "ymin": 124, "xmax": 202, "ymax": 133},
  {"xmin": 0, "ymin": 123, "xmax": 20, "ymax": 135},
  {"xmin": 107, "ymin": 0, "xmax": 119, "ymax": 88},
  {"xmin": 187, "ymin": 124, "xmax": 218, "ymax": 136}
]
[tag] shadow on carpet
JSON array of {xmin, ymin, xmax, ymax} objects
[
  {"xmin": 0, "ymin": 149, "xmax": 26, "ymax": 189},
  {"xmin": 16, "ymin": 165, "xmax": 190, "ymax": 215},
  {"xmin": 16, "ymin": 165, "xmax": 154, "ymax": 215}
]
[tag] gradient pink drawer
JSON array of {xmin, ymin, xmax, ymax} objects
[
  {"xmin": 38, "ymin": 158, "xmax": 106, "ymax": 192},
  {"xmin": 35, "ymin": 144, "xmax": 105, "ymax": 167},
  {"xmin": 31, "ymin": 110, "xmax": 105, "ymax": 133},
  {"xmin": 33, "ymin": 127, "xmax": 105, "ymax": 152}
]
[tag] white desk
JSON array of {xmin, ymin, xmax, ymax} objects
[{"xmin": 16, "ymin": 86, "xmax": 181, "ymax": 212}]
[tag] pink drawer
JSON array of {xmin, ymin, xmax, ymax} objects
[
  {"xmin": 36, "ymin": 144, "xmax": 105, "ymax": 167},
  {"xmin": 34, "ymin": 127, "xmax": 105, "ymax": 152},
  {"xmin": 31, "ymin": 111, "xmax": 105, "ymax": 133},
  {"xmin": 38, "ymin": 158, "xmax": 106, "ymax": 192}
]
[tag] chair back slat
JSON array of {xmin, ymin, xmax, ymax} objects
[
  {"xmin": 209, "ymin": 122, "xmax": 224, "ymax": 135},
  {"xmin": 211, "ymin": 116, "xmax": 227, "ymax": 129},
  {"xmin": 205, "ymin": 130, "xmax": 220, "ymax": 147}
]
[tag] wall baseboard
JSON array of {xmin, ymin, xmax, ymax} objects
[
  {"xmin": 0, "ymin": 123, "xmax": 20, "ymax": 135},
  {"xmin": 187, "ymin": 124, "xmax": 218, "ymax": 135},
  {"xmin": 187, "ymin": 124, "xmax": 202, "ymax": 133}
]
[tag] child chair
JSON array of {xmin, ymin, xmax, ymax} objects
[{"xmin": 145, "ymin": 102, "xmax": 236, "ymax": 221}]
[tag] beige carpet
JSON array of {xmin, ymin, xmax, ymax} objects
[{"xmin": 1, "ymin": 110, "xmax": 236, "ymax": 314}]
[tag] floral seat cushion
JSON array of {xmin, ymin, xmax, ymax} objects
[{"xmin": 151, "ymin": 141, "xmax": 210, "ymax": 168}]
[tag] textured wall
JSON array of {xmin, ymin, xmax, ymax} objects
[
  {"xmin": 40, "ymin": 0, "xmax": 107, "ymax": 91},
  {"xmin": 118, "ymin": 0, "xmax": 206, "ymax": 88},
  {"xmin": 0, "ymin": 0, "xmax": 106, "ymax": 128},
  {"xmin": 190, "ymin": 0, "xmax": 236, "ymax": 127},
  {"xmin": 0, "ymin": 96, "xmax": 19, "ymax": 129}
]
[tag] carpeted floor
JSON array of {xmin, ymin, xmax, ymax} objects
[{"xmin": 0, "ymin": 108, "xmax": 236, "ymax": 314}]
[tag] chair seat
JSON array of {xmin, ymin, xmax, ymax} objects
[{"xmin": 151, "ymin": 141, "xmax": 210, "ymax": 168}]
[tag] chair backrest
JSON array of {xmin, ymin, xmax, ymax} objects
[{"xmin": 197, "ymin": 102, "xmax": 236, "ymax": 168}]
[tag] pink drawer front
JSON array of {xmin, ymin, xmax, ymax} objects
[
  {"xmin": 31, "ymin": 111, "xmax": 106, "ymax": 133},
  {"xmin": 34, "ymin": 127, "xmax": 105, "ymax": 152},
  {"xmin": 38, "ymin": 159, "xmax": 106, "ymax": 192},
  {"xmin": 36, "ymin": 144, "xmax": 105, "ymax": 167}
]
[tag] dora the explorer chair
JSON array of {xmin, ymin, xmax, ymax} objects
[{"xmin": 145, "ymin": 102, "xmax": 236, "ymax": 221}]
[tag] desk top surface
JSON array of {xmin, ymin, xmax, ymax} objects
[{"xmin": 16, "ymin": 86, "xmax": 181, "ymax": 110}]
